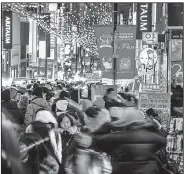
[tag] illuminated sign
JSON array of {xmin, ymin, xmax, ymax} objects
[
  {"xmin": 3, "ymin": 11, "xmax": 12, "ymax": 49},
  {"xmin": 136, "ymin": 3, "xmax": 152, "ymax": 39}
]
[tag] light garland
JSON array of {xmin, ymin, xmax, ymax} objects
[{"xmin": 2, "ymin": 2, "xmax": 114, "ymax": 56}]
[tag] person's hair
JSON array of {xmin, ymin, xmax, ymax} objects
[
  {"xmin": 146, "ymin": 108, "xmax": 158, "ymax": 117},
  {"xmin": 85, "ymin": 106, "xmax": 102, "ymax": 118},
  {"xmin": 57, "ymin": 113, "xmax": 74, "ymax": 127},
  {"xmin": 59, "ymin": 90, "xmax": 69, "ymax": 99},
  {"xmin": 31, "ymin": 87, "xmax": 43, "ymax": 98},
  {"xmin": 33, "ymin": 83, "xmax": 39, "ymax": 89}
]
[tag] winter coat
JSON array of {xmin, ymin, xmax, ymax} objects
[
  {"xmin": 57, "ymin": 126, "xmax": 79, "ymax": 174},
  {"xmin": 19, "ymin": 133, "xmax": 59, "ymax": 174},
  {"xmin": 24, "ymin": 97, "xmax": 51, "ymax": 125},
  {"xmin": 91, "ymin": 122, "xmax": 166, "ymax": 174}
]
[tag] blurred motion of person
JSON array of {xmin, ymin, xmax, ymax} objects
[
  {"xmin": 75, "ymin": 107, "xmax": 166, "ymax": 174},
  {"xmin": 2, "ymin": 117, "xmax": 25, "ymax": 174}
]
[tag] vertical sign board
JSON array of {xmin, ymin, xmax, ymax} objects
[
  {"xmin": 115, "ymin": 26, "xmax": 137, "ymax": 80},
  {"xmin": 3, "ymin": 11, "xmax": 12, "ymax": 49},
  {"xmin": 94, "ymin": 26, "xmax": 114, "ymax": 83},
  {"xmin": 138, "ymin": 92, "xmax": 171, "ymax": 128},
  {"xmin": 136, "ymin": 3, "xmax": 152, "ymax": 39}
]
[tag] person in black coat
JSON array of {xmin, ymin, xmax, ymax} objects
[{"xmin": 2, "ymin": 89, "xmax": 22, "ymax": 125}]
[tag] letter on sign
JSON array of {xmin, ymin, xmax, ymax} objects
[{"xmin": 142, "ymin": 32, "xmax": 158, "ymax": 45}]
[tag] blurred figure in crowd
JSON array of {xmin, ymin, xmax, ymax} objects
[
  {"xmin": 2, "ymin": 89, "xmax": 22, "ymax": 125},
  {"xmin": 24, "ymin": 87, "xmax": 51, "ymax": 125},
  {"xmin": 75, "ymin": 107, "xmax": 166, "ymax": 174},
  {"xmin": 18, "ymin": 95, "xmax": 29, "ymax": 125}
]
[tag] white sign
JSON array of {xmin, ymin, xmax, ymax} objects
[{"xmin": 142, "ymin": 32, "xmax": 158, "ymax": 45}]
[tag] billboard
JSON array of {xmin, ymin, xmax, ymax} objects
[
  {"xmin": 3, "ymin": 11, "xmax": 12, "ymax": 49},
  {"xmin": 115, "ymin": 26, "xmax": 137, "ymax": 80},
  {"xmin": 94, "ymin": 26, "xmax": 114, "ymax": 82},
  {"xmin": 136, "ymin": 3, "xmax": 152, "ymax": 39}
]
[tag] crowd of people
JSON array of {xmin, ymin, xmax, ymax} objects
[{"xmin": 1, "ymin": 80, "xmax": 178, "ymax": 174}]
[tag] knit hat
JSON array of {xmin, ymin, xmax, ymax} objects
[
  {"xmin": 18, "ymin": 95, "xmax": 29, "ymax": 109},
  {"xmin": 2, "ymin": 89, "xmax": 10, "ymax": 101}
]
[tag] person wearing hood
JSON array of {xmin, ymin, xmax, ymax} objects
[
  {"xmin": 2, "ymin": 89, "xmax": 22, "ymax": 125},
  {"xmin": 24, "ymin": 87, "xmax": 51, "ymax": 125},
  {"xmin": 75, "ymin": 107, "xmax": 166, "ymax": 174}
]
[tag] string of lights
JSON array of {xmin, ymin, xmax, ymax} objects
[{"xmin": 2, "ymin": 2, "xmax": 113, "ymax": 56}]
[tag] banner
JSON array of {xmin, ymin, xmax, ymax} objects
[
  {"xmin": 136, "ymin": 3, "xmax": 152, "ymax": 39},
  {"xmin": 3, "ymin": 11, "xmax": 12, "ymax": 49},
  {"xmin": 94, "ymin": 26, "xmax": 114, "ymax": 81},
  {"xmin": 115, "ymin": 26, "xmax": 137, "ymax": 80}
]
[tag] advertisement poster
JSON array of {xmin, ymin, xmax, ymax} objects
[
  {"xmin": 94, "ymin": 26, "xmax": 114, "ymax": 82},
  {"xmin": 91, "ymin": 85, "xmax": 117, "ymax": 103},
  {"xmin": 3, "ymin": 11, "xmax": 12, "ymax": 49},
  {"xmin": 136, "ymin": 3, "xmax": 152, "ymax": 39},
  {"xmin": 138, "ymin": 92, "xmax": 171, "ymax": 128},
  {"xmin": 115, "ymin": 26, "xmax": 137, "ymax": 80},
  {"xmin": 138, "ymin": 93, "xmax": 170, "ymax": 110}
]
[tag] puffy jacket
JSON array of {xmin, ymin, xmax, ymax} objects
[
  {"xmin": 24, "ymin": 97, "xmax": 51, "ymax": 125},
  {"xmin": 92, "ymin": 123, "xmax": 166, "ymax": 174}
]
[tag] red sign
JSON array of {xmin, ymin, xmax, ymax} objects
[
  {"xmin": 94, "ymin": 26, "xmax": 114, "ymax": 81},
  {"xmin": 115, "ymin": 26, "xmax": 137, "ymax": 79}
]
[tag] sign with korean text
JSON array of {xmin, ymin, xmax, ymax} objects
[
  {"xmin": 3, "ymin": 11, "xmax": 12, "ymax": 49},
  {"xmin": 136, "ymin": 3, "xmax": 152, "ymax": 39},
  {"xmin": 114, "ymin": 26, "xmax": 137, "ymax": 79},
  {"xmin": 91, "ymin": 85, "xmax": 117, "ymax": 103},
  {"xmin": 138, "ymin": 93, "xmax": 171, "ymax": 110},
  {"xmin": 142, "ymin": 32, "xmax": 158, "ymax": 45},
  {"xmin": 94, "ymin": 26, "xmax": 114, "ymax": 81}
]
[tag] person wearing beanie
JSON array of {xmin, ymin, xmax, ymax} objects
[{"xmin": 24, "ymin": 86, "xmax": 51, "ymax": 125}]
